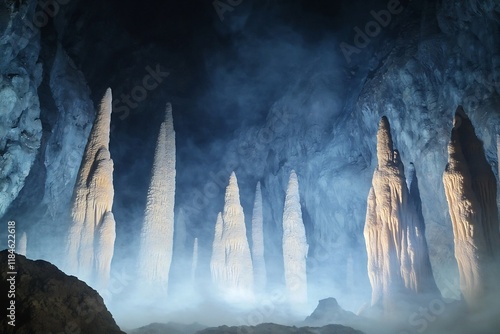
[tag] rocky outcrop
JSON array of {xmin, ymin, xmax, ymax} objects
[
  {"xmin": 137, "ymin": 103, "xmax": 176, "ymax": 295},
  {"xmin": 304, "ymin": 298, "xmax": 362, "ymax": 327},
  {"xmin": 65, "ymin": 88, "xmax": 116, "ymax": 288},
  {"xmin": 282, "ymin": 170, "xmax": 308, "ymax": 307},
  {"xmin": 210, "ymin": 172, "xmax": 254, "ymax": 302},
  {"xmin": 251, "ymin": 181, "xmax": 267, "ymax": 294},
  {"xmin": 197, "ymin": 323, "xmax": 364, "ymax": 334},
  {"xmin": 0, "ymin": 1, "xmax": 42, "ymax": 219},
  {"xmin": 0, "ymin": 250, "xmax": 124, "ymax": 334},
  {"xmin": 364, "ymin": 117, "xmax": 439, "ymax": 315},
  {"xmin": 443, "ymin": 106, "xmax": 500, "ymax": 308}
]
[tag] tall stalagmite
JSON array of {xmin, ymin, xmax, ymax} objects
[
  {"xmin": 210, "ymin": 172, "xmax": 254, "ymax": 302},
  {"xmin": 138, "ymin": 103, "xmax": 176, "ymax": 294},
  {"xmin": 282, "ymin": 170, "xmax": 308, "ymax": 306},
  {"xmin": 443, "ymin": 107, "xmax": 500, "ymax": 308},
  {"xmin": 66, "ymin": 88, "xmax": 116, "ymax": 287},
  {"xmin": 251, "ymin": 181, "xmax": 267, "ymax": 293},
  {"xmin": 364, "ymin": 116, "xmax": 438, "ymax": 314}
]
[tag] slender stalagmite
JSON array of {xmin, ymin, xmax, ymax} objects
[
  {"xmin": 282, "ymin": 170, "xmax": 308, "ymax": 307},
  {"xmin": 137, "ymin": 103, "xmax": 176, "ymax": 296}
]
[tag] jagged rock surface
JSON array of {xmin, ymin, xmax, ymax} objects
[
  {"xmin": 251, "ymin": 181, "xmax": 267, "ymax": 293},
  {"xmin": 210, "ymin": 172, "xmax": 254, "ymax": 302},
  {"xmin": 282, "ymin": 170, "xmax": 308, "ymax": 307},
  {"xmin": 65, "ymin": 89, "xmax": 116, "ymax": 288},
  {"xmin": 0, "ymin": 250, "xmax": 124, "ymax": 334},
  {"xmin": 364, "ymin": 117, "xmax": 439, "ymax": 314},
  {"xmin": 0, "ymin": 1, "xmax": 42, "ymax": 219},
  {"xmin": 443, "ymin": 107, "xmax": 500, "ymax": 308},
  {"xmin": 138, "ymin": 103, "xmax": 176, "ymax": 293}
]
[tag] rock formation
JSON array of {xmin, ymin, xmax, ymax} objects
[
  {"xmin": 443, "ymin": 106, "xmax": 500, "ymax": 308},
  {"xmin": 65, "ymin": 88, "xmax": 116, "ymax": 288},
  {"xmin": 17, "ymin": 231, "xmax": 27, "ymax": 256},
  {"xmin": 210, "ymin": 172, "xmax": 254, "ymax": 302},
  {"xmin": 0, "ymin": 250, "xmax": 125, "ymax": 334},
  {"xmin": 251, "ymin": 181, "xmax": 267, "ymax": 293},
  {"xmin": 191, "ymin": 237, "xmax": 198, "ymax": 283},
  {"xmin": 364, "ymin": 116, "xmax": 439, "ymax": 314},
  {"xmin": 137, "ymin": 103, "xmax": 176, "ymax": 295},
  {"xmin": 282, "ymin": 170, "xmax": 308, "ymax": 307}
]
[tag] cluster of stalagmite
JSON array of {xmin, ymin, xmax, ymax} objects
[
  {"xmin": 137, "ymin": 103, "xmax": 176, "ymax": 295},
  {"xmin": 251, "ymin": 181, "xmax": 267, "ymax": 293},
  {"xmin": 443, "ymin": 106, "xmax": 500, "ymax": 308},
  {"xmin": 65, "ymin": 89, "xmax": 116, "ymax": 289},
  {"xmin": 210, "ymin": 172, "xmax": 254, "ymax": 302},
  {"xmin": 364, "ymin": 116, "xmax": 438, "ymax": 314},
  {"xmin": 282, "ymin": 170, "xmax": 309, "ymax": 307}
]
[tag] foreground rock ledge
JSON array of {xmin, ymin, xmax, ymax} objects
[{"xmin": 0, "ymin": 250, "xmax": 124, "ymax": 334}]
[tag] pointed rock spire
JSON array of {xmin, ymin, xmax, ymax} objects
[
  {"xmin": 66, "ymin": 88, "xmax": 116, "ymax": 287},
  {"xmin": 364, "ymin": 116, "xmax": 439, "ymax": 315},
  {"xmin": 443, "ymin": 106, "xmax": 500, "ymax": 308},
  {"xmin": 210, "ymin": 172, "xmax": 254, "ymax": 302},
  {"xmin": 138, "ymin": 103, "xmax": 176, "ymax": 295},
  {"xmin": 282, "ymin": 170, "xmax": 308, "ymax": 307}
]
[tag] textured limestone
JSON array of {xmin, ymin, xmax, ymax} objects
[
  {"xmin": 0, "ymin": 1, "xmax": 42, "ymax": 219},
  {"xmin": 138, "ymin": 103, "xmax": 176, "ymax": 294},
  {"xmin": 210, "ymin": 172, "xmax": 254, "ymax": 302},
  {"xmin": 364, "ymin": 117, "xmax": 439, "ymax": 314},
  {"xmin": 443, "ymin": 107, "xmax": 500, "ymax": 308},
  {"xmin": 282, "ymin": 170, "xmax": 308, "ymax": 307},
  {"xmin": 65, "ymin": 88, "xmax": 116, "ymax": 288},
  {"xmin": 251, "ymin": 181, "xmax": 267, "ymax": 293}
]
